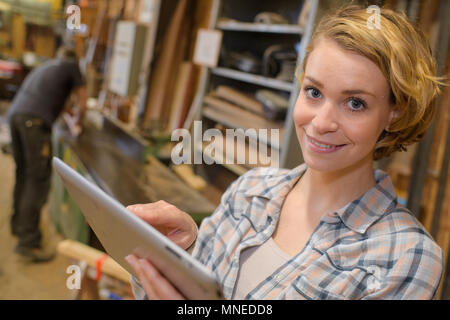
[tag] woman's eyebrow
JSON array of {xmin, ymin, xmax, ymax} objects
[
  {"xmin": 304, "ymin": 76, "xmax": 377, "ymax": 98},
  {"xmin": 341, "ymin": 89, "xmax": 376, "ymax": 98},
  {"xmin": 305, "ymin": 76, "xmax": 324, "ymax": 88}
]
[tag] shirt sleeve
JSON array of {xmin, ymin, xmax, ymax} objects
[
  {"xmin": 129, "ymin": 275, "xmax": 148, "ymax": 300},
  {"xmin": 191, "ymin": 174, "xmax": 243, "ymax": 266},
  {"xmin": 361, "ymin": 236, "xmax": 444, "ymax": 300}
]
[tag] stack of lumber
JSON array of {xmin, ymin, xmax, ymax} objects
[{"xmin": 203, "ymin": 85, "xmax": 283, "ymax": 131}]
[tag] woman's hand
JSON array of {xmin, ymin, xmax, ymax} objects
[
  {"xmin": 125, "ymin": 254, "xmax": 186, "ymax": 300},
  {"xmin": 126, "ymin": 200, "xmax": 197, "ymax": 250}
]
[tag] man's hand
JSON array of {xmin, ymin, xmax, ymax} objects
[
  {"xmin": 126, "ymin": 200, "xmax": 197, "ymax": 250},
  {"xmin": 63, "ymin": 113, "xmax": 82, "ymax": 137}
]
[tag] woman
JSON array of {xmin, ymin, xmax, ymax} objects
[{"xmin": 125, "ymin": 5, "xmax": 446, "ymax": 299}]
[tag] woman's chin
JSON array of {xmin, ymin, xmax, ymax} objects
[{"xmin": 303, "ymin": 158, "xmax": 342, "ymax": 172}]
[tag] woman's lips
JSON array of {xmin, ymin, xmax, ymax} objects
[{"xmin": 305, "ymin": 134, "xmax": 347, "ymax": 153}]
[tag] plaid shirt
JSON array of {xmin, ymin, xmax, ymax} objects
[{"xmin": 191, "ymin": 164, "xmax": 443, "ymax": 300}]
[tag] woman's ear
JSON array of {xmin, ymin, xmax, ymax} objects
[{"xmin": 385, "ymin": 109, "xmax": 399, "ymax": 131}]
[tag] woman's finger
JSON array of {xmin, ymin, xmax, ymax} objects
[
  {"xmin": 125, "ymin": 254, "xmax": 160, "ymax": 300},
  {"xmin": 138, "ymin": 259, "xmax": 185, "ymax": 300},
  {"xmin": 127, "ymin": 203, "xmax": 177, "ymax": 227}
]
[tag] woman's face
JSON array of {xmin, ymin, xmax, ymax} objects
[{"xmin": 293, "ymin": 37, "xmax": 396, "ymax": 173}]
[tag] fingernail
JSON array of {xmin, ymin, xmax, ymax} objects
[
  {"xmin": 125, "ymin": 255, "xmax": 134, "ymax": 265},
  {"xmin": 127, "ymin": 205, "xmax": 140, "ymax": 211},
  {"xmin": 132, "ymin": 205, "xmax": 142, "ymax": 212},
  {"xmin": 138, "ymin": 258, "xmax": 146, "ymax": 266},
  {"xmin": 139, "ymin": 259, "xmax": 154, "ymax": 274}
]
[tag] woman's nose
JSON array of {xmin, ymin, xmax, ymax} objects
[{"xmin": 311, "ymin": 102, "xmax": 338, "ymax": 133}]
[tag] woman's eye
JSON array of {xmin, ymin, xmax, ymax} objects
[
  {"xmin": 305, "ymin": 87, "xmax": 321, "ymax": 99},
  {"xmin": 347, "ymin": 98, "xmax": 366, "ymax": 112}
]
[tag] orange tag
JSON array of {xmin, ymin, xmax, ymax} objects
[{"xmin": 95, "ymin": 254, "xmax": 109, "ymax": 281}]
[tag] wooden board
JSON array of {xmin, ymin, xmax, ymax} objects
[
  {"xmin": 32, "ymin": 26, "xmax": 56, "ymax": 58},
  {"xmin": 435, "ymin": 168, "xmax": 450, "ymax": 299},
  {"xmin": 203, "ymin": 96, "xmax": 282, "ymax": 130},
  {"xmin": 418, "ymin": 0, "xmax": 440, "ymax": 36},
  {"xmin": 12, "ymin": 14, "xmax": 26, "ymax": 59},
  {"xmin": 202, "ymin": 132, "xmax": 279, "ymax": 169},
  {"xmin": 142, "ymin": 0, "xmax": 188, "ymax": 128},
  {"xmin": 213, "ymin": 85, "xmax": 265, "ymax": 116},
  {"xmin": 172, "ymin": 164, "xmax": 207, "ymax": 191},
  {"xmin": 160, "ymin": 14, "xmax": 191, "ymax": 128},
  {"xmin": 166, "ymin": 62, "xmax": 196, "ymax": 132},
  {"xmin": 57, "ymin": 239, "xmax": 131, "ymax": 283}
]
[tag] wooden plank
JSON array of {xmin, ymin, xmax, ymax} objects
[
  {"xmin": 205, "ymin": 132, "xmax": 279, "ymax": 169},
  {"xmin": 213, "ymin": 85, "xmax": 264, "ymax": 116},
  {"xmin": 161, "ymin": 17, "xmax": 191, "ymax": 129},
  {"xmin": 172, "ymin": 164, "xmax": 207, "ymax": 191},
  {"xmin": 435, "ymin": 169, "xmax": 450, "ymax": 299},
  {"xmin": 33, "ymin": 26, "xmax": 56, "ymax": 58},
  {"xmin": 202, "ymin": 105, "xmax": 283, "ymax": 150},
  {"xmin": 12, "ymin": 14, "xmax": 26, "ymax": 59},
  {"xmin": 166, "ymin": 62, "xmax": 196, "ymax": 132},
  {"xmin": 124, "ymin": 0, "xmax": 139, "ymax": 20},
  {"xmin": 181, "ymin": 0, "xmax": 220, "ymax": 131},
  {"xmin": 187, "ymin": 0, "xmax": 215, "ymax": 60},
  {"xmin": 57, "ymin": 239, "xmax": 131, "ymax": 283},
  {"xmin": 142, "ymin": 0, "xmax": 188, "ymax": 128},
  {"xmin": 203, "ymin": 96, "xmax": 283, "ymax": 130},
  {"xmin": 418, "ymin": 0, "xmax": 440, "ymax": 36},
  {"xmin": 198, "ymin": 143, "xmax": 249, "ymax": 176}
]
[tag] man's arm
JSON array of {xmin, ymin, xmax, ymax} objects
[{"xmin": 74, "ymin": 86, "xmax": 87, "ymax": 126}]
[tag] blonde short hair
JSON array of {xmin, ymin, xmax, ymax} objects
[{"xmin": 298, "ymin": 4, "xmax": 447, "ymax": 160}]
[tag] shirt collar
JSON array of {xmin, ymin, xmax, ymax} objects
[
  {"xmin": 243, "ymin": 163, "xmax": 306, "ymax": 199},
  {"xmin": 244, "ymin": 163, "xmax": 398, "ymax": 235},
  {"xmin": 334, "ymin": 169, "xmax": 398, "ymax": 234}
]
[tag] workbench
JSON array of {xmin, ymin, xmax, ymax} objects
[{"xmin": 49, "ymin": 112, "xmax": 217, "ymax": 246}]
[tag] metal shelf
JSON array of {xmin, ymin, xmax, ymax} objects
[
  {"xmin": 190, "ymin": 0, "xmax": 320, "ymax": 173},
  {"xmin": 210, "ymin": 67, "xmax": 294, "ymax": 92},
  {"xmin": 217, "ymin": 20, "xmax": 304, "ymax": 34}
]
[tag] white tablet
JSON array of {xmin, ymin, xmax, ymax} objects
[{"xmin": 52, "ymin": 157, "xmax": 224, "ymax": 300}]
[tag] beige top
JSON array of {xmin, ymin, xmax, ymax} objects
[{"xmin": 231, "ymin": 237, "xmax": 292, "ymax": 300}]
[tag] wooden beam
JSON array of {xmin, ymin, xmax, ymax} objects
[
  {"xmin": 57, "ymin": 239, "xmax": 131, "ymax": 283},
  {"xmin": 142, "ymin": 0, "xmax": 188, "ymax": 129},
  {"xmin": 407, "ymin": 0, "xmax": 450, "ymax": 218}
]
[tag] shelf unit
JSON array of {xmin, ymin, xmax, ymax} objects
[
  {"xmin": 217, "ymin": 20, "xmax": 305, "ymax": 34},
  {"xmin": 210, "ymin": 67, "xmax": 294, "ymax": 92},
  {"xmin": 192, "ymin": 0, "xmax": 320, "ymax": 176}
]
